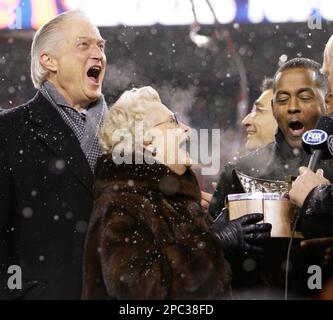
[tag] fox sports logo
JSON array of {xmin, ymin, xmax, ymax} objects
[{"xmin": 302, "ymin": 130, "xmax": 328, "ymax": 145}]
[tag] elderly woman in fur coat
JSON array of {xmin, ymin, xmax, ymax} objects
[{"xmin": 82, "ymin": 87, "xmax": 271, "ymax": 299}]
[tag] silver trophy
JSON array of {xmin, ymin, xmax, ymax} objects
[
  {"xmin": 228, "ymin": 170, "xmax": 302, "ymax": 238},
  {"xmin": 234, "ymin": 170, "xmax": 290, "ymax": 195}
]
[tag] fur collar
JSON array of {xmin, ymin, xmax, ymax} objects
[{"xmin": 95, "ymin": 153, "xmax": 201, "ymax": 202}]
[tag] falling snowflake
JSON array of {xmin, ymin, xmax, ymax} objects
[
  {"xmin": 66, "ymin": 212, "xmax": 73, "ymax": 220},
  {"xmin": 279, "ymin": 54, "xmax": 288, "ymax": 63},
  {"xmin": 242, "ymin": 258, "xmax": 256, "ymax": 272},
  {"xmin": 22, "ymin": 207, "xmax": 33, "ymax": 218},
  {"xmin": 76, "ymin": 220, "xmax": 88, "ymax": 233}
]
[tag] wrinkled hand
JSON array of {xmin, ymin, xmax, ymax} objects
[
  {"xmin": 201, "ymin": 191, "xmax": 212, "ymax": 210},
  {"xmin": 289, "ymin": 167, "xmax": 329, "ymax": 208},
  {"xmin": 211, "ymin": 207, "xmax": 272, "ymax": 253},
  {"xmin": 200, "ymin": 182, "xmax": 217, "ymax": 210}
]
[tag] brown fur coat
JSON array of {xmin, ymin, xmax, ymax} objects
[{"xmin": 82, "ymin": 155, "xmax": 232, "ymax": 299}]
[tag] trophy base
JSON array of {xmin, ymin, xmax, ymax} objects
[{"xmin": 227, "ymin": 193, "xmax": 303, "ymax": 239}]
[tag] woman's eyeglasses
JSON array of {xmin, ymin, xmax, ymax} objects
[{"xmin": 153, "ymin": 113, "xmax": 179, "ymax": 128}]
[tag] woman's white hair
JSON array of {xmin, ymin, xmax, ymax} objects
[
  {"xmin": 100, "ymin": 86, "xmax": 161, "ymax": 155},
  {"xmin": 30, "ymin": 10, "xmax": 91, "ymax": 89}
]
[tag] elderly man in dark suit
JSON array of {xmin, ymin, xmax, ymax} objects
[{"xmin": 0, "ymin": 10, "xmax": 107, "ymax": 299}]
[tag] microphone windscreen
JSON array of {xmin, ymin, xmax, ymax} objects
[
  {"xmin": 302, "ymin": 116, "xmax": 333, "ymax": 159},
  {"xmin": 314, "ymin": 116, "xmax": 333, "ymax": 134}
]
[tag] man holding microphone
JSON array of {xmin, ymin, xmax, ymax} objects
[
  {"xmin": 288, "ymin": 35, "xmax": 333, "ymax": 298},
  {"xmin": 289, "ymin": 35, "xmax": 333, "ymax": 234}
]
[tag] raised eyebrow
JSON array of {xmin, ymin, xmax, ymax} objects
[{"xmin": 77, "ymin": 36, "xmax": 106, "ymax": 44}]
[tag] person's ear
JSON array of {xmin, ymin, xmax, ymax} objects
[
  {"xmin": 40, "ymin": 53, "xmax": 58, "ymax": 73},
  {"xmin": 325, "ymin": 92, "xmax": 333, "ymax": 116}
]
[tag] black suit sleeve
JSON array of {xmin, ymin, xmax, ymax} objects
[
  {"xmin": 209, "ymin": 163, "xmax": 239, "ymax": 219},
  {"xmin": 299, "ymin": 184, "xmax": 333, "ymax": 238}
]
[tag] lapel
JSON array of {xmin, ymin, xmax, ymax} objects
[{"xmin": 26, "ymin": 91, "xmax": 94, "ymax": 195}]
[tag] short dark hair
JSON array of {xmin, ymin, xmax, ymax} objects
[
  {"xmin": 260, "ymin": 77, "xmax": 273, "ymax": 92},
  {"xmin": 272, "ymin": 57, "xmax": 329, "ymax": 95}
]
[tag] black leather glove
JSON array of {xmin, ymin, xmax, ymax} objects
[{"xmin": 211, "ymin": 207, "xmax": 272, "ymax": 253}]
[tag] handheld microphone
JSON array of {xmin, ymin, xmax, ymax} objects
[{"xmin": 302, "ymin": 116, "xmax": 333, "ymax": 171}]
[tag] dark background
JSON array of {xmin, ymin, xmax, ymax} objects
[{"xmin": 1, "ymin": 21, "xmax": 333, "ymax": 187}]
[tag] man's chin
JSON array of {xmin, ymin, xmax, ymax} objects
[
  {"xmin": 287, "ymin": 137, "xmax": 302, "ymax": 149},
  {"xmin": 85, "ymin": 90, "xmax": 102, "ymax": 103}
]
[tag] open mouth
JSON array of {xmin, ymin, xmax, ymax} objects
[
  {"xmin": 87, "ymin": 66, "xmax": 102, "ymax": 85},
  {"xmin": 179, "ymin": 136, "xmax": 191, "ymax": 154},
  {"xmin": 288, "ymin": 120, "xmax": 305, "ymax": 136}
]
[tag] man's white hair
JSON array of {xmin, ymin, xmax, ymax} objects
[
  {"xmin": 325, "ymin": 34, "xmax": 333, "ymax": 67},
  {"xmin": 30, "ymin": 10, "xmax": 91, "ymax": 89},
  {"xmin": 100, "ymin": 86, "xmax": 162, "ymax": 155}
]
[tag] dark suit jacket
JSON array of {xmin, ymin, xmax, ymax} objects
[{"xmin": 0, "ymin": 92, "xmax": 94, "ymax": 299}]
